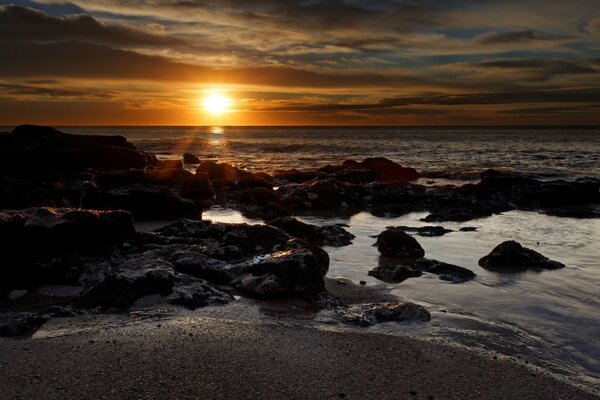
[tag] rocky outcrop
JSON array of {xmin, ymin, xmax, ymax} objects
[
  {"xmin": 183, "ymin": 153, "xmax": 201, "ymax": 164},
  {"xmin": 231, "ymin": 249, "xmax": 327, "ymax": 297},
  {"xmin": 391, "ymin": 225, "xmax": 453, "ymax": 237},
  {"xmin": 267, "ymin": 217, "xmax": 355, "ymax": 247},
  {"xmin": 479, "ymin": 241, "xmax": 565, "ymax": 270},
  {"xmin": 375, "ymin": 227, "xmax": 425, "ymax": 258},
  {"xmin": 342, "ymin": 157, "xmax": 420, "ymax": 182},
  {"xmin": 0, "ymin": 312, "xmax": 47, "ymax": 337},
  {"xmin": 335, "ymin": 302, "xmax": 431, "ymax": 326},
  {"xmin": 168, "ymin": 275, "xmax": 233, "ymax": 309},
  {"xmin": 369, "ymin": 258, "xmax": 475, "ymax": 283}
]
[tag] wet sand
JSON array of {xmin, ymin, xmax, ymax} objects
[{"xmin": 0, "ymin": 314, "xmax": 596, "ymax": 400}]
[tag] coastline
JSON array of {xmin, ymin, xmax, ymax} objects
[{"xmin": 1, "ymin": 311, "xmax": 597, "ymax": 400}]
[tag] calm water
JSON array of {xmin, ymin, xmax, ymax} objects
[
  {"xmin": 202, "ymin": 208, "xmax": 600, "ymax": 394},
  {"xmin": 51, "ymin": 126, "xmax": 600, "ymax": 178}
]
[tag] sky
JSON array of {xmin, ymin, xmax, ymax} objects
[{"xmin": 0, "ymin": 0, "xmax": 599, "ymax": 125}]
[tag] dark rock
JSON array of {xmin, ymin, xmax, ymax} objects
[
  {"xmin": 479, "ymin": 240, "xmax": 565, "ymax": 270},
  {"xmin": 146, "ymin": 168, "xmax": 193, "ymax": 184},
  {"xmin": 273, "ymin": 169, "xmax": 321, "ymax": 183},
  {"xmin": 157, "ymin": 219, "xmax": 211, "ymax": 238},
  {"xmin": 281, "ymin": 179, "xmax": 364, "ymax": 210},
  {"xmin": 168, "ymin": 275, "xmax": 233, "ymax": 309},
  {"xmin": 392, "ymin": 225, "xmax": 453, "ymax": 237},
  {"xmin": 168, "ymin": 249, "xmax": 234, "ymax": 285},
  {"xmin": 333, "ymin": 168, "xmax": 379, "ymax": 184},
  {"xmin": 336, "ymin": 302, "xmax": 430, "ymax": 326},
  {"xmin": 208, "ymin": 223, "xmax": 290, "ymax": 258},
  {"xmin": 368, "ymin": 265, "xmax": 423, "ymax": 282},
  {"xmin": 85, "ymin": 184, "xmax": 198, "ymax": 220},
  {"xmin": 542, "ymin": 207, "xmax": 600, "ymax": 219},
  {"xmin": 370, "ymin": 258, "xmax": 475, "ymax": 284},
  {"xmin": 237, "ymin": 174, "xmax": 273, "ymax": 189},
  {"xmin": 342, "ymin": 158, "xmax": 419, "ymax": 182},
  {"xmin": 183, "ymin": 153, "xmax": 201, "ymax": 164},
  {"xmin": 196, "ymin": 161, "xmax": 249, "ymax": 181},
  {"xmin": 0, "ymin": 312, "xmax": 47, "ymax": 337},
  {"xmin": 459, "ymin": 227, "xmax": 478, "ymax": 232},
  {"xmin": 267, "ymin": 217, "xmax": 354, "ymax": 247},
  {"xmin": 237, "ymin": 187, "xmax": 279, "ymax": 205},
  {"xmin": 78, "ymin": 258, "xmax": 176, "ymax": 309},
  {"xmin": 375, "ymin": 228, "xmax": 425, "ymax": 258},
  {"xmin": 232, "ymin": 249, "xmax": 326, "ymax": 297},
  {"xmin": 282, "ymin": 238, "xmax": 330, "ymax": 275},
  {"xmin": 157, "ymin": 159, "xmax": 183, "ymax": 170},
  {"xmin": 179, "ymin": 172, "xmax": 216, "ymax": 208},
  {"xmin": 0, "ymin": 125, "xmax": 156, "ymax": 174}
]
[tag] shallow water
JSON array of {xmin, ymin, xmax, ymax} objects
[
  {"xmin": 203, "ymin": 208, "xmax": 600, "ymax": 391},
  {"xmin": 49, "ymin": 126, "xmax": 600, "ymax": 178}
]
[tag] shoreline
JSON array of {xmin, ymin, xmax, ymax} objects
[{"xmin": 1, "ymin": 312, "xmax": 597, "ymax": 400}]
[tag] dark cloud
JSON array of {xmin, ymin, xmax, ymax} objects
[
  {"xmin": 0, "ymin": 82, "xmax": 117, "ymax": 99},
  {"xmin": 477, "ymin": 30, "xmax": 568, "ymax": 44},
  {"xmin": 266, "ymin": 89, "xmax": 600, "ymax": 112},
  {"xmin": 0, "ymin": 40, "xmax": 444, "ymax": 89},
  {"xmin": 0, "ymin": 5, "xmax": 181, "ymax": 47}
]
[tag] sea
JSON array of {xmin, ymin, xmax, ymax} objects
[{"xmin": 24, "ymin": 126, "xmax": 600, "ymax": 393}]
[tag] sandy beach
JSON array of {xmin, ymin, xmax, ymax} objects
[{"xmin": 1, "ymin": 311, "xmax": 596, "ymax": 400}]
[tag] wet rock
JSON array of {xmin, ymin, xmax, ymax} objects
[
  {"xmin": 157, "ymin": 219, "xmax": 211, "ymax": 238},
  {"xmin": 459, "ymin": 227, "xmax": 478, "ymax": 232},
  {"xmin": 273, "ymin": 169, "xmax": 321, "ymax": 184},
  {"xmin": 333, "ymin": 168, "xmax": 379, "ymax": 184},
  {"xmin": 237, "ymin": 187, "xmax": 279, "ymax": 205},
  {"xmin": 342, "ymin": 158, "xmax": 420, "ymax": 182},
  {"xmin": 542, "ymin": 207, "xmax": 600, "ymax": 219},
  {"xmin": 232, "ymin": 249, "xmax": 326, "ymax": 297},
  {"xmin": 237, "ymin": 174, "xmax": 273, "ymax": 190},
  {"xmin": 146, "ymin": 168, "xmax": 193, "ymax": 184},
  {"xmin": 368, "ymin": 265, "xmax": 423, "ymax": 282},
  {"xmin": 392, "ymin": 225, "xmax": 453, "ymax": 237},
  {"xmin": 179, "ymin": 172, "xmax": 216, "ymax": 208},
  {"xmin": 85, "ymin": 184, "xmax": 198, "ymax": 220},
  {"xmin": 370, "ymin": 258, "xmax": 475, "ymax": 283},
  {"xmin": 168, "ymin": 248, "xmax": 234, "ymax": 284},
  {"xmin": 157, "ymin": 159, "xmax": 183, "ymax": 170},
  {"xmin": 267, "ymin": 217, "xmax": 354, "ymax": 247},
  {"xmin": 183, "ymin": 153, "xmax": 201, "ymax": 164},
  {"xmin": 478, "ymin": 240, "xmax": 565, "ymax": 270},
  {"xmin": 375, "ymin": 228, "xmax": 425, "ymax": 258},
  {"xmin": 78, "ymin": 258, "xmax": 176, "ymax": 309},
  {"xmin": 336, "ymin": 302, "xmax": 430, "ymax": 326},
  {"xmin": 168, "ymin": 275, "xmax": 233, "ymax": 309},
  {"xmin": 0, "ymin": 312, "xmax": 47, "ymax": 337},
  {"xmin": 208, "ymin": 223, "xmax": 290, "ymax": 258},
  {"xmin": 282, "ymin": 238, "xmax": 330, "ymax": 275},
  {"xmin": 281, "ymin": 178, "xmax": 364, "ymax": 210},
  {"xmin": 196, "ymin": 161, "xmax": 249, "ymax": 181}
]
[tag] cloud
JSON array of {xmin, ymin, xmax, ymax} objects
[
  {"xmin": 0, "ymin": 5, "xmax": 181, "ymax": 47},
  {"xmin": 477, "ymin": 30, "xmax": 568, "ymax": 44}
]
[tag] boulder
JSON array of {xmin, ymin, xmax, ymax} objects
[
  {"xmin": 232, "ymin": 249, "xmax": 326, "ymax": 297},
  {"xmin": 0, "ymin": 312, "xmax": 47, "ymax": 337},
  {"xmin": 196, "ymin": 161, "xmax": 249, "ymax": 181},
  {"xmin": 391, "ymin": 225, "xmax": 453, "ymax": 237},
  {"xmin": 168, "ymin": 249, "xmax": 234, "ymax": 284},
  {"xmin": 168, "ymin": 275, "xmax": 233, "ymax": 309},
  {"xmin": 180, "ymin": 172, "xmax": 216, "ymax": 208},
  {"xmin": 183, "ymin": 153, "xmax": 201, "ymax": 164},
  {"xmin": 157, "ymin": 219, "xmax": 211, "ymax": 238},
  {"xmin": 336, "ymin": 302, "xmax": 430, "ymax": 326},
  {"xmin": 267, "ymin": 217, "xmax": 354, "ymax": 247},
  {"xmin": 369, "ymin": 258, "xmax": 475, "ymax": 283},
  {"xmin": 157, "ymin": 159, "xmax": 183, "ymax": 170},
  {"xmin": 479, "ymin": 240, "xmax": 565, "ymax": 270},
  {"xmin": 342, "ymin": 157, "xmax": 419, "ymax": 182},
  {"xmin": 375, "ymin": 228, "xmax": 425, "ymax": 258}
]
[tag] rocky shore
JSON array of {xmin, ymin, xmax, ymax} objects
[{"xmin": 1, "ymin": 125, "xmax": 598, "ymax": 398}]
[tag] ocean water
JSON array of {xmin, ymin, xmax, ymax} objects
[
  {"xmin": 16, "ymin": 126, "xmax": 600, "ymax": 392},
  {"xmin": 53, "ymin": 126, "xmax": 600, "ymax": 178}
]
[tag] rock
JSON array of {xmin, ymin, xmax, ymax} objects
[
  {"xmin": 282, "ymin": 238, "xmax": 330, "ymax": 275},
  {"xmin": 85, "ymin": 184, "xmax": 198, "ymax": 220},
  {"xmin": 370, "ymin": 258, "xmax": 475, "ymax": 283},
  {"xmin": 208, "ymin": 223, "xmax": 290, "ymax": 258},
  {"xmin": 157, "ymin": 159, "xmax": 183, "ymax": 170},
  {"xmin": 157, "ymin": 219, "xmax": 211, "ymax": 238},
  {"xmin": 478, "ymin": 240, "xmax": 565, "ymax": 270},
  {"xmin": 196, "ymin": 161, "xmax": 249, "ymax": 181},
  {"xmin": 267, "ymin": 217, "xmax": 354, "ymax": 247},
  {"xmin": 273, "ymin": 169, "xmax": 321, "ymax": 183},
  {"xmin": 342, "ymin": 158, "xmax": 419, "ymax": 182},
  {"xmin": 232, "ymin": 249, "xmax": 326, "ymax": 297},
  {"xmin": 146, "ymin": 168, "xmax": 193, "ymax": 184},
  {"xmin": 542, "ymin": 207, "xmax": 600, "ymax": 219},
  {"xmin": 78, "ymin": 257, "xmax": 176, "ymax": 309},
  {"xmin": 391, "ymin": 225, "xmax": 453, "ymax": 237},
  {"xmin": 336, "ymin": 302, "xmax": 430, "ymax": 326},
  {"xmin": 168, "ymin": 249, "xmax": 234, "ymax": 284},
  {"xmin": 333, "ymin": 168, "xmax": 379, "ymax": 184},
  {"xmin": 0, "ymin": 125, "xmax": 156, "ymax": 174},
  {"xmin": 237, "ymin": 187, "xmax": 279, "ymax": 205},
  {"xmin": 0, "ymin": 312, "xmax": 47, "ymax": 337},
  {"xmin": 368, "ymin": 265, "xmax": 423, "ymax": 282},
  {"xmin": 168, "ymin": 275, "xmax": 233, "ymax": 309},
  {"xmin": 183, "ymin": 153, "xmax": 201, "ymax": 164},
  {"xmin": 459, "ymin": 227, "xmax": 478, "ymax": 232},
  {"xmin": 375, "ymin": 228, "xmax": 425, "ymax": 258},
  {"xmin": 179, "ymin": 172, "xmax": 216, "ymax": 208},
  {"xmin": 281, "ymin": 178, "xmax": 364, "ymax": 210}
]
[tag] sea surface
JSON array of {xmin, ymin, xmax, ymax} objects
[
  {"xmin": 52, "ymin": 126, "xmax": 600, "ymax": 179},
  {"xmin": 17, "ymin": 126, "xmax": 600, "ymax": 393}
]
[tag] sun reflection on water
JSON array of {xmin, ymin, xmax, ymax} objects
[{"xmin": 210, "ymin": 126, "xmax": 224, "ymax": 134}]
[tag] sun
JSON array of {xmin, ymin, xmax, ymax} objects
[{"xmin": 202, "ymin": 91, "xmax": 232, "ymax": 114}]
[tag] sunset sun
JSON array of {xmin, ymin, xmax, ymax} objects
[{"xmin": 202, "ymin": 92, "xmax": 232, "ymax": 114}]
